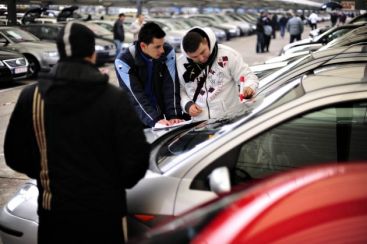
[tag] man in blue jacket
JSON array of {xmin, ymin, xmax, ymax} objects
[{"xmin": 115, "ymin": 22, "xmax": 183, "ymax": 127}]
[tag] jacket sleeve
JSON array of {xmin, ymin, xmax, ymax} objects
[
  {"xmin": 230, "ymin": 49, "xmax": 259, "ymax": 92},
  {"xmin": 177, "ymin": 55, "xmax": 194, "ymax": 113},
  {"xmin": 162, "ymin": 48, "xmax": 183, "ymax": 119},
  {"xmin": 115, "ymin": 57, "xmax": 161, "ymax": 127},
  {"xmin": 4, "ymin": 85, "xmax": 40, "ymax": 179},
  {"xmin": 115, "ymin": 91, "xmax": 150, "ymax": 188},
  {"xmin": 129, "ymin": 21, "xmax": 140, "ymax": 35}
]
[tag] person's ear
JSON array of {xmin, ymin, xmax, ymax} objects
[{"xmin": 140, "ymin": 42, "xmax": 147, "ymax": 51}]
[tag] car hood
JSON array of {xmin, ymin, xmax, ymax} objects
[
  {"xmin": 95, "ymin": 38, "xmax": 114, "ymax": 46},
  {"xmin": 11, "ymin": 40, "xmax": 57, "ymax": 52},
  {"xmin": 217, "ymin": 23, "xmax": 238, "ymax": 30},
  {"xmin": 284, "ymin": 43, "xmax": 323, "ymax": 55},
  {"xmin": 0, "ymin": 49, "xmax": 23, "ymax": 59},
  {"xmin": 283, "ymin": 37, "xmax": 312, "ymax": 51}
]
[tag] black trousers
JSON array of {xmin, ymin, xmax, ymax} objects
[
  {"xmin": 290, "ymin": 34, "xmax": 301, "ymax": 43},
  {"xmin": 38, "ymin": 212, "xmax": 124, "ymax": 244}
]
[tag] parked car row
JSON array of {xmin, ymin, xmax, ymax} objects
[{"xmin": 1, "ymin": 7, "xmax": 258, "ymax": 82}]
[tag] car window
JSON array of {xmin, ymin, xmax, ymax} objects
[
  {"xmin": 236, "ymin": 100, "xmax": 367, "ymax": 179},
  {"xmin": 1, "ymin": 28, "xmax": 39, "ymax": 42},
  {"xmin": 191, "ymin": 100, "xmax": 367, "ymax": 190},
  {"xmin": 324, "ymin": 28, "xmax": 353, "ymax": 42},
  {"xmin": 41, "ymin": 26, "xmax": 60, "ymax": 40}
]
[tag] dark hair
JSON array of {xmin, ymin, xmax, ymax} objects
[
  {"xmin": 182, "ymin": 31, "xmax": 205, "ymax": 53},
  {"xmin": 138, "ymin": 22, "xmax": 165, "ymax": 44},
  {"xmin": 119, "ymin": 13, "xmax": 125, "ymax": 18}
]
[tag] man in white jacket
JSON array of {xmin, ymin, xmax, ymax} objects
[
  {"xmin": 129, "ymin": 14, "xmax": 145, "ymax": 41},
  {"xmin": 177, "ymin": 27, "xmax": 259, "ymax": 121}
]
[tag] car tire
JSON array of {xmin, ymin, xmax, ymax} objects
[{"xmin": 25, "ymin": 55, "xmax": 40, "ymax": 78}]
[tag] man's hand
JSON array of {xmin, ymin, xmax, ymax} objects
[
  {"xmin": 168, "ymin": 118, "xmax": 184, "ymax": 124},
  {"xmin": 242, "ymin": 87, "xmax": 255, "ymax": 99},
  {"xmin": 189, "ymin": 103, "xmax": 203, "ymax": 117},
  {"xmin": 157, "ymin": 118, "xmax": 184, "ymax": 126}
]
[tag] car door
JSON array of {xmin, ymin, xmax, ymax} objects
[{"xmin": 174, "ymin": 74, "xmax": 367, "ymax": 215}]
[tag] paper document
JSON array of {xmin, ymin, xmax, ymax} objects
[{"xmin": 153, "ymin": 120, "xmax": 192, "ymax": 130}]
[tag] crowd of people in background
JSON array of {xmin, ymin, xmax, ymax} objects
[{"xmin": 255, "ymin": 9, "xmax": 352, "ymax": 50}]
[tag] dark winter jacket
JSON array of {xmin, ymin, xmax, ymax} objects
[
  {"xmin": 4, "ymin": 59, "xmax": 149, "ymax": 217},
  {"xmin": 115, "ymin": 43, "xmax": 182, "ymax": 127},
  {"xmin": 113, "ymin": 19, "xmax": 125, "ymax": 42}
]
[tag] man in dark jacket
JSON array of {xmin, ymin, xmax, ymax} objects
[
  {"xmin": 4, "ymin": 21, "xmax": 149, "ymax": 244},
  {"xmin": 113, "ymin": 13, "xmax": 125, "ymax": 57},
  {"xmin": 115, "ymin": 22, "xmax": 183, "ymax": 128}
]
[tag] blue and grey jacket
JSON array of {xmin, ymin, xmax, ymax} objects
[{"xmin": 115, "ymin": 42, "xmax": 182, "ymax": 127}]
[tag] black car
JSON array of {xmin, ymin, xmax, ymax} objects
[
  {"xmin": 21, "ymin": 22, "xmax": 116, "ymax": 65},
  {"xmin": 0, "ymin": 48, "xmax": 28, "ymax": 83}
]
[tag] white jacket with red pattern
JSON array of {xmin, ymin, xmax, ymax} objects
[{"xmin": 177, "ymin": 27, "xmax": 259, "ymax": 121}]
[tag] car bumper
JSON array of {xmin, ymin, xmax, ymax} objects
[{"xmin": 0, "ymin": 207, "xmax": 38, "ymax": 244}]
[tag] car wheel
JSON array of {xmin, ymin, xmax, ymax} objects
[{"xmin": 25, "ymin": 55, "xmax": 40, "ymax": 78}]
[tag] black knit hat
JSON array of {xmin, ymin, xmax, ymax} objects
[{"xmin": 57, "ymin": 21, "xmax": 95, "ymax": 59}]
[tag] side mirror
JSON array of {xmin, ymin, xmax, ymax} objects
[{"xmin": 209, "ymin": 167, "xmax": 231, "ymax": 194}]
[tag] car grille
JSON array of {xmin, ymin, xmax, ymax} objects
[{"xmin": 3, "ymin": 58, "xmax": 28, "ymax": 68}]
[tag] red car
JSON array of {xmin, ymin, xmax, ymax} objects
[{"xmin": 130, "ymin": 163, "xmax": 367, "ymax": 243}]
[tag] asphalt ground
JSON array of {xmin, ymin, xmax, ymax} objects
[{"xmin": 0, "ymin": 23, "xmax": 320, "ymax": 212}]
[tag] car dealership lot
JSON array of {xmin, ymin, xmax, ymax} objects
[{"xmin": 0, "ymin": 22, "xmax": 323, "ymax": 243}]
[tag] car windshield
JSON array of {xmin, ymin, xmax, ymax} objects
[
  {"xmin": 314, "ymin": 26, "xmax": 355, "ymax": 43},
  {"xmin": 155, "ymin": 78, "xmax": 303, "ymax": 172},
  {"xmin": 1, "ymin": 28, "xmax": 39, "ymax": 42},
  {"xmin": 319, "ymin": 26, "xmax": 367, "ymax": 51}
]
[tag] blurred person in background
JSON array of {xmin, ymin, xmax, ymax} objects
[
  {"xmin": 339, "ymin": 12, "xmax": 347, "ymax": 25},
  {"xmin": 308, "ymin": 11, "xmax": 319, "ymax": 30},
  {"xmin": 279, "ymin": 13, "xmax": 288, "ymax": 38},
  {"xmin": 115, "ymin": 22, "xmax": 183, "ymax": 128},
  {"xmin": 270, "ymin": 12, "xmax": 278, "ymax": 39},
  {"xmin": 130, "ymin": 14, "xmax": 145, "ymax": 41},
  {"xmin": 177, "ymin": 27, "xmax": 259, "ymax": 121},
  {"xmin": 286, "ymin": 11, "xmax": 304, "ymax": 43},
  {"xmin": 256, "ymin": 11, "xmax": 265, "ymax": 53},
  {"xmin": 330, "ymin": 11, "xmax": 339, "ymax": 26},
  {"xmin": 113, "ymin": 13, "xmax": 126, "ymax": 57},
  {"xmin": 262, "ymin": 11, "xmax": 273, "ymax": 52},
  {"xmin": 4, "ymin": 21, "xmax": 150, "ymax": 244}
]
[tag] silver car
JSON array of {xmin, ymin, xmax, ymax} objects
[
  {"xmin": 0, "ymin": 26, "xmax": 58, "ymax": 78},
  {"xmin": 2, "ymin": 59, "xmax": 367, "ymax": 243}
]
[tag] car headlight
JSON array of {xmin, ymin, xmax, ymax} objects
[
  {"xmin": 95, "ymin": 45, "xmax": 105, "ymax": 51},
  {"xmin": 42, "ymin": 51, "xmax": 59, "ymax": 58},
  {"xmin": 0, "ymin": 60, "xmax": 4, "ymax": 66},
  {"xmin": 7, "ymin": 183, "xmax": 38, "ymax": 212},
  {"xmin": 229, "ymin": 28, "xmax": 237, "ymax": 33}
]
